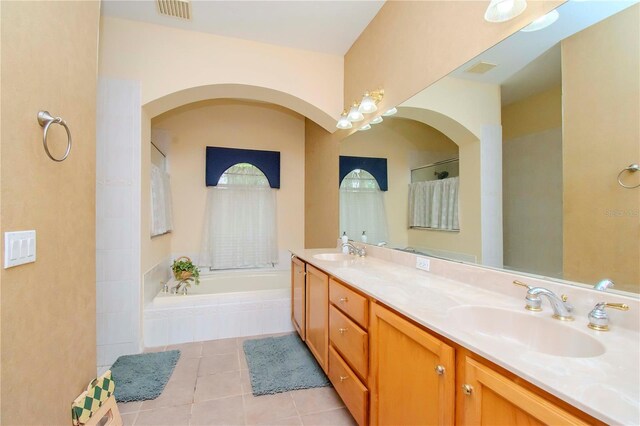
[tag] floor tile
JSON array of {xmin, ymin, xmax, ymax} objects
[
  {"xmin": 121, "ymin": 412, "xmax": 138, "ymax": 426},
  {"xmin": 202, "ymin": 338, "xmax": 238, "ymax": 355},
  {"xmin": 247, "ymin": 415, "xmax": 302, "ymax": 426},
  {"xmin": 239, "ymin": 347, "xmax": 249, "ymax": 371},
  {"xmin": 190, "ymin": 395, "xmax": 245, "ymax": 425},
  {"xmin": 140, "ymin": 378, "xmax": 195, "ymax": 410},
  {"xmin": 240, "ymin": 370, "xmax": 253, "ymax": 395},
  {"xmin": 300, "ymin": 408, "xmax": 356, "ymax": 426},
  {"xmin": 167, "ymin": 342, "xmax": 203, "ymax": 358},
  {"xmin": 134, "ymin": 404, "xmax": 191, "ymax": 425},
  {"xmin": 117, "ymin": 400, "xmax": 142, "ymax": 414},
  {"xmin": 199, "ymin": 353, "xmax": 240, "ymax": 376},
  {"xmin": 170, "ymin": 357, "xmax": 200, "ymax": 385},
  {"xmin": 290, "ymin": 387, "xmax": 343, "ymax": 415},
  {"xmin": 143, "ymin": 346, "xmax": 167, "ymax": 353},
  {"xmin": 243, "ymin": 393, "xmax": 297, "ymax": 424},
  {"xmin": 194, "ymin": 371, "xmax": 243, "ymax": 402}
]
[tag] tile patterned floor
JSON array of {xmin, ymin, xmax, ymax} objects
[{"xmin": 118, "ymin": 334, "xmax": 356, "ymax": 426}]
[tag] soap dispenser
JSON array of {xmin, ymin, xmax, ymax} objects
[
  {"xmin": 361, "ymin": 231, "xmax": 367, "ymax": 243},
  {"xmin": 341, "ymin": 232, "xmax": 349, "ymax": 253}
]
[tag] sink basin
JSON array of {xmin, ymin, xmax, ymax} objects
[
  {"xmin": 449, "ymin": 306, "xmax": 605, "ymax": 358},
  {"xmin": 312, "ymin": 253, "xmax": 355, "ymax": 262}
]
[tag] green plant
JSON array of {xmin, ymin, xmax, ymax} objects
[{"xmin": 171, "ymin": 256, "xmax": 200, "ymax": 287}]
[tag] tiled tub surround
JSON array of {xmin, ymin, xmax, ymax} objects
[
  {"xmin": 291, "ymin": 246, "xmax": 640, "ymax": 425},
  {"xmin": 144, "ymin": 269, "xmax": 294, "ymax": 347}
]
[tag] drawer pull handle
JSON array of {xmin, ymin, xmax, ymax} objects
[
  {"xmin": 338, "ymin": 328, "xmax": 348, "ymax": 334},
  {"xmin": 462, "ymin": 384, "xmax": 473, "ymax": 396},
  {"xmin": 435, "ymin": 365, "xmax": 445, "ymax": 375},
  {"xmin": 339, "ymin": 375, "xmax": 349, "ymax": 383},
  {"xmin": 339, "ymin": 297, "xmax": 349, "ymax": 303}
]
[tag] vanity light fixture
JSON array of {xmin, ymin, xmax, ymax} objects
[
  {"xmin": 358, "ymin": 89, "xmax": 384, "ymax": 114},
  {"xmin": 370, "ymin": 116, "xmax": 383, "ymax": 124},
  {"xmin": 336, "ymin": 111, "xmax": 353, "ymax": 129},
  {"xmin": 347, "ymin": 102, "xmax": 364, "ymax": 122},
  {"xmin": 484, "ymin": 0, "xmax": 527, "ymax": 23},
  {"xmin": 359, "ymin": 124, "xmax": 372, "ymax": 131},
  {"xmin": 521, "ymin": 9, "xmax": 559, "ymax": 32},
  {"xmin": 382, "ymin": 107, "xmax": 397, "ymax": 117}
]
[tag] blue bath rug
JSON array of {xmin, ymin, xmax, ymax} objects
[
  {"xmin": 243, "ymin": 334, "xmax": 331, "ymax": 396},
  {"xmin": 110, "ymin": 350, "xmax": 180, "ymax": 402}
]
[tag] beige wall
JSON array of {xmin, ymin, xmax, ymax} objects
[
  {"xmin": 502, "ymin": 87, "xmax": 563, "ymax": 278},
  {"xmin": 99, "ymin": 16, "xmax": 343, "ymax": 131},
  {"xmin": 305, "ymin": 120, "xmax": 340, "ymax": 248},
  {"xmin": 562, "ymin": 5, "xmax": 640, "ymax": 293},
  {"xmin": 502, "ymin": 85, "xmax": 562, "ymax": 140},
  {"xmin": 343, "ymin": 0, "xmax": 563, "ymax": 117},
  {"xmin": 341, "ymin": 118, "xmax": 458, "ymax": 248},
  {"xmin": 151, "ymin": 100, "xmax": 305, "ymax": 258},
  {"xmin": 0, "ymin": 1, "xmax": 100, "ymax": 424}
]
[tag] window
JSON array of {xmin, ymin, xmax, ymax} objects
[
  {"xmin": 340, "ymin": 169, "xmax": 388, "ymax": 244},
  {"xmin": 200, "ymin": 163, "xmax": 278, "ymax": 270}
]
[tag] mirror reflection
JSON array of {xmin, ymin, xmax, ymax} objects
[{"xmin": 339, "ymin": 1, "xmax": 640, "ymax": 294}]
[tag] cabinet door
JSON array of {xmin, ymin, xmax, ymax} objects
[
  {"xmin": 305, "ymin": 265, "xmax": 329, "ymax": 372},
  {"xmin": 370, "ymin": 303, "xmax": 455, "ymax": 426},
  {"xmin": 460, "ymin": 356, "xmax": 589, "ymax": 426},
  {"xmin": 291, "ymin": 256, "xmax": 306, "ymax": 341}
]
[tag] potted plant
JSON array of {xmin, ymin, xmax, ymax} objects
[{"xmin": 171, "ymin": 256, "xmax": 200, "ymax": 293}]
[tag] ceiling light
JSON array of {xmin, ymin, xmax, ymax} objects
[
  {"xmin": 358, "ymin": 93, "xmax": 378, "ymax": 114},
  {"xmin": 382, "ymin": 107, "xmax": 397, "ymax": 117},
  {"xmin": 484, "ymin": 0, "xmax": 527, "ymax": 23},
  {"xmin": 370, "ymin": 116, "xmax": 383, "ymax": 124},
  {"xmin": 359, "ymin": 124, "xmax": 372, "ymax": 131},
  {"xmin": 521, "ymin": 9, "xmax": 559, "ymax": 32},
  {"xmin": 347, "ymin": 102, "xmax": 364, "ymax": 122},
  {"xmin": 336, "ymin": 111, "xmax": 353, "ymax": 130}
]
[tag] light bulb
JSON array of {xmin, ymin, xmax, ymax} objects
[
  {"xmin": 370, "ymin": 116, "xmax": 383, "ymax": 124},
  {"xmin": 347, "ymin": 103, "xmax": 364, "ymax": 122},
  {"xmin": 382, "ymin": 107, "xmax": 397, "ymax": 117},
  {"xmin": 358, "ymin": 94, "xmax": 377, "ymax": 114},
  {"xmin": 336, "ymin": 112, "xmax": 353, "ymax": 129},
  {"xmin": 484, "ymin": 0, "xmax": 527, "ymax": 23},
  {"xmin": 359, "ymin": 124, "xmax": 371, "ymax": 131}
]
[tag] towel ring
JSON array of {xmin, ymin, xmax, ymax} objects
[
  {"xmin": 617, "ymin": 163, "xmax": 640, "ymax": 189},
  {"xmin": 37, "ymin": 110, "xmax": 72, "ymax": 162}
]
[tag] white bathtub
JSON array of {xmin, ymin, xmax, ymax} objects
[{"xmin": 143, "ymin": 269, "xmax": 293, "ymax": 347}]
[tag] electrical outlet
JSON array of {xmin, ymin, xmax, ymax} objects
[{"xmin": 416, "ymin": 256, "xmax": 430, "ymax": 271}]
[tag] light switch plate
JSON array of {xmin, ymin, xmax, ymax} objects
[
  {"xmin": 416, "ymin": 256, "xmax": 430, "ymax": 272},
  {"xmin": 4, "ymin": 230, "xmax": 36, "ymax": 268}
]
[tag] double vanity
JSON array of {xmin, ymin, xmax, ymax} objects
[{"xmin": 290, "ymin": 246, "xmax": 639, "ymax": 425}]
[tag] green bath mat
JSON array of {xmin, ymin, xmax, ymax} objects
[
  {"xmin": 110, "ymin": 350, "xmax": 180, "ymax": 402},
  {"xmin": 243, "ymin": 334, "xmax": 330, "ymax": 396}
]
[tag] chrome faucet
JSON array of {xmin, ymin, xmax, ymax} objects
[
  {"xmin": 342, "ymin": 242, "xmax": 366, "ymax": 257},
  {"xmin": 594, "ymin": 279, "xmax": 615, "ymax": 291},
  {"xmin": 588, "ymin": 302, "xmax": 629, "ymax": 331},
  {"xmin": 513, "ymin": 280, "xmax": 574, "ymax": 321}
]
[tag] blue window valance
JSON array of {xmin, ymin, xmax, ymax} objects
[
  {"xmin": 206, "ymin": 146, "xmax": 281, "ymax": 188},
  {"xmin": 339, "ymin": 155, "xmax": 388, "ymax": 191}
]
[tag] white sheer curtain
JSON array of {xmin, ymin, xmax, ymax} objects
[
  {"xmin": 340, "ymin": 169, "xmax": 388, "ymax": 244},
  {"xmin": 200, "ymin": 163, "xmax": 278, "ymax": 270},
  {"xmin": 150, "ymin": 164, "xmax": 173, "ymax": 236},
  {"xmin": 408, "ymin": 177, "xmax": 459, "ymax": 230}
]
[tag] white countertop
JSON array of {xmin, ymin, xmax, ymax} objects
[{"xmin": 291, "ymin": 248, "xmax": 640, "ymax": 425}]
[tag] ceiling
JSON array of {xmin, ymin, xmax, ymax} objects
[{"xmin": 100, "ymin": 0, "xmax": 385, "ymax": 55}]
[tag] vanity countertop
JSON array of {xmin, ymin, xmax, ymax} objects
[{"xmin": 290, "ymin": 248, "xmax": 640, "ymax": 425}]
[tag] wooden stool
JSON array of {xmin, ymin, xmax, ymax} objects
[
  {"xmin": 72, "ymin": 370, "xmax": 122, "ymax": 426},
  {"xmin": 83, "ymin": 396, "xmax": 122, "ymax": 426}
]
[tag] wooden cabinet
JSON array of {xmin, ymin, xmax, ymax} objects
[
  {"xmin": 329, "ymin": 346, "xmax": 368, "ymax": 426},
  {"xmin": 458, "ymin": 356, "xmax": 590, "ymax": 426},
  {"xmin": 305, "ymin": 264, "xmax": 329, "ymax": 372},
  {"xmin": 329, "ymin": 305, "xmax": 368, "ymax": 381},
  {"xmin": 291, "ymin": 256, "xmax": 306, "ymax": 341},
  {"xmin": 329, "ymin": 277, "xmax": 368, "ymax": 329},
  {"xmin": 370, "ymin": 303, "xmax": 455, "ymax": 426}
]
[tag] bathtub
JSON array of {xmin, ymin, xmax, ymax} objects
[{"xmin": 143, "ymin": 269, "xmax": 294, "ymax": 347}]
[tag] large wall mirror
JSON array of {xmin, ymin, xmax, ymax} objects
[{"xmin": 339, "ymin": 1, "xmax": 640, "ymax": 295}]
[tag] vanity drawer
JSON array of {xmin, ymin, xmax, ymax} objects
[
  {"xmin": 329, "ymin": 278, "xmax": 368, "ymax": 329},
  {"xmin": 329, "ymin": 346, "xmax": 368, "ymax": 426},
  {"xmin": 329, "ymin": 305, "xmax": 368, "ymax": 381}
]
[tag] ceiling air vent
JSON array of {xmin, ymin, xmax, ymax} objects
[
  {"xmin": 157, "ymin": 0, "xmax": 191, "ymax": 20},
  {"xmin": 465, "ymin": 61, "xmax": 497, "ymax": 74}
]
